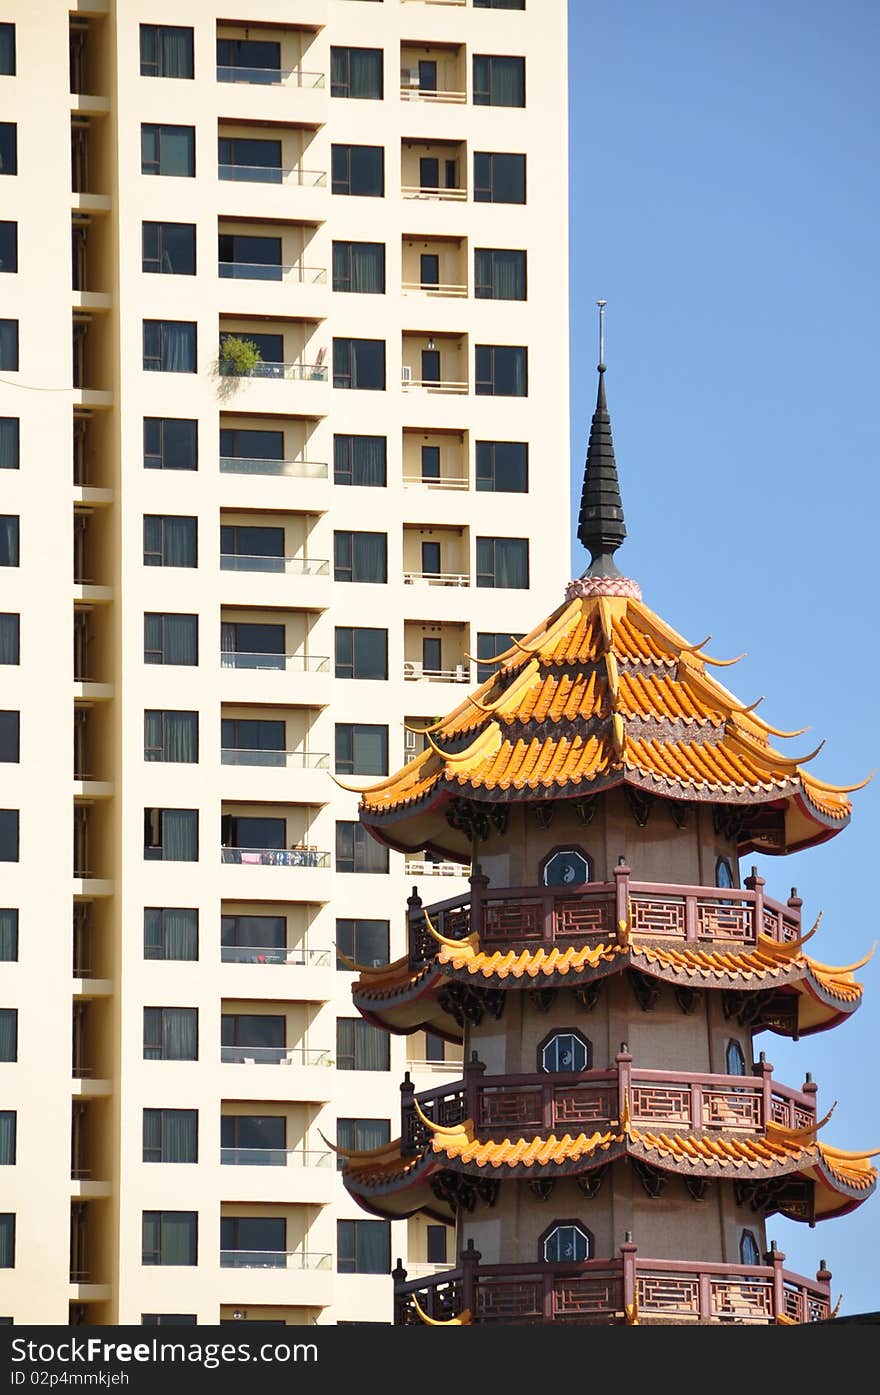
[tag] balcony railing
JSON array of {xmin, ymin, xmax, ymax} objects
[
  {"xmin": 406, "ymin": 858, "xmax": 468, "ymax": 878},
  {"xmin": 221, "ymin": 945, "xmax": 331, "ymax": 966},
  {"xmin": 403, "ymin": 570, "xmax": 469, "ymax": 586},
  {"xmin": 220, "ymin": 748, "xmax": 330, "ymax": 769},
  {"xmin": 219, "ymin": 260, "xmax": 327, "ymax": 283},
  {"xmin": 220, "ymin": 1045, "xmax": 331, "ymax": 1066},
  {"xmin": 403, "ymin": 473, "xmax": 469, "ymax": 490},
  {"xmin": 220, "ymin": 456, "xmax": 328, "ymax": 479},
  {"xmin": 218, "ymin": 163, "xmax": 327, "ymax": 186},
  {"xmin": 400, "ymin": 86, "xmax": 466, "ymax": 105},
  {"xmin": 220, "ymin": 652, "xmax": 329, "ymax": 672},
  {"xmin": 401, "ymin": 185, "xmax": 467, "ymax": 201},
  {"xmin": 221, "ymin": 846, "xmax": 330, "ymax": 868},
  {"xmin": 403, "ymin": 662, "xmax": 470, "ymax": 683},
  {"xmin": 402, "ymin": 280, "xmax": 468, "ymax": 297},
  {"xmin": 220, "ymin": 1249, "xmax": 331, "ymax": 1270},
  {"xmin": 394, "ymin": 1244, "xmax": 832, "ymax": 1326},
  {"xmin": 217, "ymin": 65, "xmax": 325, "ymax": 88},
  {"xmin": 401, "ymin": 376, "xmax": 468, "ymax": 394},
  {"xmin": 218, "ymin": 360, "xmax": 329, "ymax": 382},
  {"xmin": 219, "ymin": 554, "xmax": 329, "ymax": 574},
  {"xmin": 220, "ymin": 1146, "xmax": 332, "ymax": 1167}
]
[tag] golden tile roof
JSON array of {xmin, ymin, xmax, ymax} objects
[{"xmin": 352, "ymin": 589, "xmax": 864, "ymax": 857}]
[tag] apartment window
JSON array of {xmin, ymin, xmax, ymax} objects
[
  {"xmin": 425, "ymin": 1033, "xmax": 446, "ymax": 1063},
  {"xmin": 0, "ymin": 713, "xmax": 18, "ymax": 762},
  {"xmin": 222, "ymin": 1014, "xmax": 285, "ymax": 1062},
  {"xmin": 220, "ymin": 427, "xmax": 283, "ymax": 467},
  {"xmin": 221, "ymin": 815, "xmax": 286, "ymax": 853},
  {"xmin": 143, "ymin": 1109, "xmax": 198, "ymax": 1163},
  {"xmin": 143, "ymin": 516, "xmax": 197, "ymax": 567},
  {"xmin": 475, "ymin": 248, "xmax": 526, "ymax": 300},
  {"xmin": 475, "ymin": 0, "xmax": 525, "ymax": 7},
  {"xmin": 473, "ymin": 55, "xmax": 525, "ymax": 107},
  {"xmin": 143, "ymin": 808, "xmax": 198, "ymax": 862},
  {"xmin": 0, "ymin": 910, "xmax": 17, "ymax": 962},
  {"xmin": 220, "ymin": 524, "xmax": 284, "ymax": 570},
  {"xmin": 221, "ymin": 621, "xmax": 285, "ymax": 670},
  {"xmin": 476, "ymin": 536, "xmax": 529, "ymax": 589},
  {"xmin": 141, "ymin": 124, "xmax": 195, "ymax": 177},
  {"xmin": 335, "ymin": 725, "xmax": 388, "ymax": 776},
  {"xmin": 427, "ymin": 1225, "xmax": 448, "ymax": 1264},
  {"xmin": 331, "ymin": 144, "xmax": 384, "ymax": 197},
  {"xmin": 0, "ymin": 1113, "xmax": 14, "ymax": 1165},
  {"xmin": 0, "ymin": 517, "xmax": 17, "ymax": 568},
  {"xmin": 139, "ymin": 25, "xmax": 194, "ymax": 79},
  {"xmin": 218, "ymin": 136, "xmax": 282, "ymax": 185},
  {"xmin": 475, "ymin": 344, "xmax": 527, "ymax": 397},
  {"xmin": 333, "ymin": 435, "xmax": 386, "ymax": 486},
  {"xmin": 144, "ymin": 418, "xmax": 197, "ymax": 471},
  {"xmin": 0, "ymin": 615, "xmax": 19, "ymax": 665},
  {"xmin": 144, "ymin": 613, "xmax": 198, "ymax": 666},
  {"xmin": 144, "ymin": 908, "xmax": 198, "ymax": 961},
  {"xmin": 221, "ymin": 1216, "xmax": 285, "ymax": 1264},
  {"xmin": 219, "ymin": 331, "xmax": 283, "ymax": 374},
  {"xmin": 337, "ymin": 1219, "xmax": 390, "ymax": 1273},
  {"xmin": 476, "ymin": 632, "xmax": 523, "ymax": 683},
  {"xmin": 336, "ymin": 1118, "xmax": 390, "ymax": 1170},
  {"xmin": 0, "ymin": 1009, "xmax": 17, "ymax": 1060},
  {"xmin": 0, "ymin": 125, "xmax": 16, "ymax": 176},
  {"xmin": 143, "ymin": 1007, "xmax": 198, "ymax": 1061},
  {"xmin": 143, "ymin": 321, "xmax": 196, "ymax": 372},
  {"xmin": 336, "ymin": 822, "xmax": 389, "ymax": 874},
  {"xmin": 336, "ymin": 1018, "xmax": 390, "ymax": 1072},
  {"xmin": 333, "ymin": 532, "xmax": 387, "ymax": 584},
  {"xmin": 221, "ymin": 915, "xmax": 285, "ymax": 960},
  {"xmin": 332, "ymin": 241, "xmax": 385, "ymax": 294},
  {"xmin": 0, "ymin": 223, "xmax": 16, "ymax": 273},
  {"xmin": 0, "ymin": 25, "xmax": 15, "ymax": 75},
  {"xmin": 0, "ymin": 322, "xmax": 18, "ymax": 371},
  {"xmin": 142, "ymin": 1212, "xmax": 197, "ymax": 1266},
  {"xmin": 336, "ymin": 919, "xmax": 389, "ymax": 969},
  {"xmin": 335, "ymin": 628, "xmax": 388, "ymax": 680},
  {"xmin": 218, "ymin": 233, "xmax": 281, "ymax": 280},
  {"xmin": 0, "ymin": 1216, "xmax": 13, "ymax": 1268},
  {"xmin": 144, "ymin": 711, "xmax": 199, "ymax": 763},
  {"xmin": 330, "ymin": 47, "xmax": 383, "ymax": 99},
  {"xmin": 476, "ymin": 440, "xmax": 528, "ymax": 492},
  {"xmin": 0, "ymin": 419, "xmax": 17, "ymax": 470},
  {"xmin": 221, "ymin": 1114, "xmax": 286, "ymax": 1161},
  {"xmin": 142, "ymin": 222, "xmax": 196, "ymax": 275},
  {"xmin": 333, "ymin": 338, "xmax": 385, "ymax": 390},
  {"xmin": 221, "ymin": 719, "xmax": 284, "ymax": 762},
  {"xmin": 0, "ymin": 812, "xmax": 18, "ymax": 863},
  {"xmin": 217, "ymin": 37, "xmax": 280, "ymax": 84},
  {"xmin": 474, "ymin": 151, "xmax": 525, "ymax": 204},
  {"xmin": 141, "ymin": 1316, "xmax": 196, "ymax": 1326}
]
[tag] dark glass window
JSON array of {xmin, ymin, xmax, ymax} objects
[
  {"xmin": 0, "ymin": 25, "xmax": 15, "ymax": 75},
  {"xmin": 0, "ymin": 517, "xmax": 17, "ymax": 566},
  {"xmin": 143, "ymin": 515, "xmax": 197, "ymax": 567},
  {"xmin": 221, "ymin": 1114, "xmax": 286, "ymax": 1159},
  {"xmin": 218, "ymin": 233, "xmax": 282, "ymax": 280},
  {"xmin": 332, "ymin": 241, "xmax": 385, "ymax": 293},
  {"xmin": 144, "ymin": 711, "xmax": 199, "ymax": 763},
  {"xmin": 0, "ymin": 1112, "xmax": 15, "ymax": 1165},
  {"xmin": 220, "ymin": 428, "xmax": 284, "ymax": 465},
  {"xmin": 476, "ymin": 440, "xmax": 528, "ymax": 492},
  {"xmin": 420, "ymin": 253, "xmax": 439, "ymax": 286},
  {"xmin": 221, "ymin": 718, "xmax": 285, "ymax": 756},
  {"xmin": 221, "ymin": 1216, "xmax": 285, "ymax": 1261},
  {"xmin": 333, "ymin": 435, "xmax": 386, "ymax": 486},
  {"xmin": 142, "ymin": 1212, "xmax": 197, "ymax": 1265},
  {"xmin": 333, "ymin": 338, "xmax": 385, "ymax": 390},
  {"xmin": 139, "ymin": 25, "xmax": 194, "ymax": 79},
  {"xmin": 0, "ymin": 909, "xmax": 17, "ymax": 962},
  {"xmin": 0, "ymin": 1215, "xmax": 13, "ymax": 1268},
  {"xmin": 425, "ymin": 1033, "xmax": 445, "ymax": 1062},
  {"xmin": 331, "ymin": 47, "xmax": 383, "ymax": 99},
  {"xmin": 421, "ymin": 445, "xmax": 440, "ymax": 480},
  {"xmin": 336, "ymin": 1018, "xmax": 390, "ymax": 1072},
  {"xmin": 476, "ymin": 536, "xmax": 529, "ymax": 589},
  {"xmin": 716, "ymin": 858, "xmax": 735, "ymax": 889},
  {"xmin": 221, "ymin": 815, "xmax": 285, "ymax": 851},
  {"xmin": 144, "ymin": 613, "xmax": 198, "ymax": 666},
  {"xmin": 0, "ymin": 125, "xmax": 16, "ymax": 176},
  {"xmin": 0, "ymin": 811, "xmax": 17, "ymax": 862},
  {"xmin": 473, "ymin": 55, "xmax": 525, "ymax": 107},
  {"xmin": 335, "ymin": 628, "xmax": 388, "ymax": 680},
  {"xmin": 143, "ymin": 1007, "xmax": 198, "ymax": 1060},
  {"xmin": 219, "ymin": 331, "xmax": 283, "ymax": 370},
  {"xmin": 222, "ymin": 1013, "xmax": 285, "ymax": 1052},
  {"xmin": 141, "ymin": 1316, "xmax": 197, "ymax": 1326},
  {"xmin": 0, "ymin": 712, "xmax": 19, "ymax": 762},
  {"xmin": 473, "ymin": 151, "xmax": 525, "ymax": 204},
  {"xmin": 427, "ymin": 1226, "xmax": 448, "ymax": 1264},
  {"xmin": 333, "ymin": 532, "xmax": 387, "ymax": 583},
  {"xmin": 221, "ymin": 915, "xmax": 286, "ymax": 959},
  {"xmin": 0, "ymin": 223, "xmax": 16, "ymax": 273},
  {"xmin": 474, "ymin": 248, "xmax": 526, "ymax": 300},
  {"xmin": 143, "ymin": 418, "xmax": 197, "ymax": 470},
  {"xmin": 740, "ymin": 1232, "xmax": 760, "ymax": 1266},
  {"xmin": 218, "ymin": 136, "xmax": 282, "ymax": 182},
  {"xmin": 142, "ymin": 222, "xmax": 196, "ymax": 275},
  {"xmin": 475, "ymin": 344, "xmax": 527, "ymax": 396},
  {"xmin": 220, "ymin": 525, "xmax": 284, "ymax": 570},
  {"xmin": 0, "ymin": 419, "xmax": 18, "ymax": 469},
  {"xmin": 474, "ymin": 0, "xmax": 525, "ymax": 8},
  {"xmin": 143, "ymin": 1109, "xmax": 198, "ymax": 1163},
  {"xmin": 217, "ymin": 36, "xmax": 281, "ymax": 83},
  {"xmin": 336, "ymin": 1118, "xmax": 390, "ymax": 1170},
  {"xmin": 541, "ymin": 1032, "xmax": 591, "ymax": 1073},
  {"xmin": 0, "ymin": 615, "xmax": 19, "ymax": 665},
  {"xmin": 335, "ymin": 725, "xmax": 388, "ymax": 776},
  {"xmin": 144, "ymin": 908, "xmax": 199, "ymax": 961},
  {"xmin": 220, "ymin": 621, "xmax": 285, "ymax": 671},
  {"xmin": 141, "ymin": 124, "xmax": 195, "ymax": 177},
  {"xmin": 331, "ymin": 144, "xmax": 384, "ymax": 197},
  {"xmin": 143, "ymin": 808, "xmax": 198, "ymax": 862},
  {"xmin": 726, "ymin": 1040, "xmax": 747, "ymax": 1076},
  {"xmin": 142, "ymin": 321, "xmax": 197, "ymax": 373},
  {"xmin": 337, "ymin": 1219, "xmax": 390, "ymax": 1273},
  {"xmin": 0, "ymin": 1010, "xmax": 16, "ymax": 1061},
  {"xmin": 543, "ymin": 1224, "xmax": 591, "ymax": 1263},
  {"xmin": 0, "ymin": 322, "xmax": 18, "ymax": 371},
  {"xmin": 336, "ymin": 919, "xmax": 389, "ymax": 970},
  {"xmin": 336, "ymin": 822, "xmax": 389, "ymax": 874}
]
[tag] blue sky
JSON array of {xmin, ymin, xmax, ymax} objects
[{"xmin": 568, "ymin": 0, "xmax": 880, "ymax": 1314}]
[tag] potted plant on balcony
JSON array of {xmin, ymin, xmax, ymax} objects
[{"xmin": 218, "ymin": 335, "xmax": 262, "ymax": 377}]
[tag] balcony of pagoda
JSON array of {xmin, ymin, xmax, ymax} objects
[
  {"xmin": 400, "ymin": 1051, "xmax": 818, "ymax": 1151},
  {"xmin": 408, "ymin": 863, "xmax": 803, "ymax": 965},
  {"xmin": 392, "ymin": 1241, "xmax": 834, "ymax": 1326}
]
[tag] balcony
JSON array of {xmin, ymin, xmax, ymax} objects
[
  {"xmin": 219, "ymin": 259, "xmax": 326, "ymax": 284},
  {"xmin": 219, "ymin": 359, "xmax": 328, "ymax": 382},
  {"xmin": 220, "ymin": 1249, "xmax": 331, "ymax": 1270},
  {"xmin": 220, "ymin": 553, "xmax": 329, "ymax": 576},
  {"xmin": 220, "ymin": 846, "xmax": 329, "ymax": 868},
  {"xmin": 218, "ymin": 65, "xmax": 324, "ymax": 89},
  {"xmin": 221, "ymin": 1144, "xmax": 331, "ymax": 1167},
  {"xmin": 220, "ymin": 652, "xmax": 329, "ymax": 673},
  {"xmin": 400, "ymin": 47, "xmax": 465, "ymax": 105},
  {"xmin": 221, "ymin": 748, "xmax": 329, "ymax": 769},
  {"xmin": 401, "ymin": 373, "xmax": 468, "ymax": 394},
  {"xmin": 220, "ymin": 1045, "xmax": 331, "ymax": 1066},
  {"xmin": 218, "ymin": 162, "xmax": 326, "ymax": 187},
  {"xmin": 220, "ymin": 455, "xmax": 327, "ymax": 479},
  {"xmin": 403, "ymin": 570, "xmax": 468, "ymax": 586},
  {"xmin": 403, "ymin": 661, "xmax": 469, "ymax": 683},
  {"xmin": 221, "ymin": 945, "xmax": 330, "ymax": 967},
  {"xmin": 406, "ymin": 857, "xmax": 468, "ymax": 879}
]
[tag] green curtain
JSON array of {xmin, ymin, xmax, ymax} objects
[
  {"xmin": 353, "ymin": 436, "xmax": 386, "ymax": 485},
  {"xmin": 355, "ymin": 1220, "xmax": 390, "ymax": 1273},
  {"xmin": 0, "ymin": 1009, "xmax": 15, "ymax": 1061},
  {"xmin": 0, "ymin": 909, "xmax": 16, "ymax": 960},
  {"xmin": 160, "ymin": 28, "xmax": 192, "ymax": 78},
  {"xmin": 494, "ymin": 538, "xmax": 528, "ymax": 589},
  {"xmin": 0, "ymin": 1215, "xmax": 13, "ymax": 1267},
  {"xmin": 0, "ymin": 419, "xmax": 17, "ymax": 470},
  {"xmin": 0, "ymin": 614, "xmax": 17, "ymax": 664},
  {"xmin": 0, "ymin": 1112, "xmax": 14, "ymax": 1164},
  {"xmin": 165, "ymin": 908, "xmax": 198, "ymax": 959},
  {"xmin": 489, "ymin": 56, "xmax": 524, "ymax": 106},
  {"xmin": 161, "ymin": 809, "xmax": 197, "ymax": 860},
  {"xmin": 164, "ymin": 1110, "xmax": 197, "ymax": 1162},
  {"xmin": 354, "ymin": 1018, "xmax": 389, "ymax": 1069},
  {"xmin": 160, "ymin": 128, "xmax": 194, "ymax": 177},
  {"xmin": 349, "ymin": 49, "xmax": 382, "ymax": 98},
  {"xmin": 352, "ymin": 244, "xmax": 383, "ymax": 292},
  {"xmin": 163, "ymin": 1008, "xmax": 197, "ymax": 1060},
  {"xmin": 160, "ymin": 1213, "xmax": 196, "ymax": 1264},
  {"xmin": 0, "ymin": 516, "xmax": 18, "ymax": 567},
  {"xmin": 164, "ymin": 614, "xmax": 197, "ymax": 664},
  {"xmin": 165, "ymin": 712, "xmax": 198, "ymax": 762},
  {"xmin": 0, "ymin": 321, "xmax": 16, "ymax": 370},
  {"xmin": 352, "ymin": 533, "xmax": 386, "ymax": 582},
  {"xmin": 161, "ymin": 325, "xmax": 196, "ymax": 373}
]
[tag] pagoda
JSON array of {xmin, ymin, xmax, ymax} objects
[{"xmin": 336, "ymin": 316, "xmax": 877, "ymax": 1326}]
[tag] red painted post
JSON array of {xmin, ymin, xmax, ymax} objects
[
  {"xmin": 691, "ymin": 1080, "xmax": 704, "ymax": 1132},
  {"xmin": 769, "ymin": 1241, "xmax": 786, "ymax": 1320},
  {"xmin": 758, "ymin": 1053, "xmax": 773, "ymax": 1127},
  {"xmin": 744, "ymin": 866, "xmax": 765, "ymax": 943},
  {"xmin": 460, "ymin": 1239, "xmax": 482, "ymax": 1318},
  {"xmin": 616, "ymin": 1044, "xmax": 632, "ymax": 1125},
  {"xmin": 698, "ymin": 1270, "xmax": 713, "ymax": 1321},
  {"xmin": 543, "ymin": 892, "xmax": 554, "ymax": 946},
  {"xmin": 816, "ymin": 1259, "xmax": 832, "ymax": 1320},
  {"xmin": 684, "ymin": 894, "xmax": 698, "ymax": 943},
  {"xmin": 614, "ymin": 858, "xmax": 630, "ymax": 939},
  {"xmin": 620, "ymin": 1235, "xmax": 637, "ymax": 1317},
  {"xmin": 543, "ymin": 1268, "xmax": 554, "ymax": 1322},
  {"xmin": 801, "ymin": 1072, "xmax": 818, "ymax": 1127},
  {"xmin": 786, "ymin": 886, "xmax": 803, "ymax": 938},
  {"xmin": 469, "ymin": 864, "xmax": 489, "ymax": 939},
  {"xmin": 464, "ymin": 1051, "xmax": 486, "ymax": 1125}
]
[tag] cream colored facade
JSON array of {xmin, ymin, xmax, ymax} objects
[{"xmin": 0, "ymin": 0, "xmax": 569, "ymax": 1324}]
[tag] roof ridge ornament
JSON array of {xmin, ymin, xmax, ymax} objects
[{"xmin": 577, "ymin": 300, "xmax": 628, "ymax": 580}]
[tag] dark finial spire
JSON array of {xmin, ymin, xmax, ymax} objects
[{"xmin": 577, "ymin": 300, "xmax": 627, "ymax": 577}]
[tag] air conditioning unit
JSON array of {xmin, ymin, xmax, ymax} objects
[
  {"xmin": 404, "ymin": 728, "xmax": 418, "ymax": 754},
  {"xmin": 401, "ymin": 69, "xmax": 420, "ymax": 87},
  {"xmin": 402, "ymin": 365, "xmax": 413, "ymax": 383},
  {"xmin": 454, "ymin": 664, "xmax": 467, "ymax": 681},
  {"xmin": 404, "ymin": 660, "xmax": 422, "ymax": 679}
]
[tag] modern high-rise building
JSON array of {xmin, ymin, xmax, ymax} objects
[{"xmin": 0, "ymin": 0, "xmax": 569, "ymax": 1325}]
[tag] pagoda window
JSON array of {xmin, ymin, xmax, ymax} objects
[
  {"xmin": 541, "ymin": 1222, "xmax": 592, "ymax": 1264},
  {"xmin": 716, "ymin": 857, "xmax": 735, "ymax": 889},
  {"xmin": 739, "ymin": 1231, "xmax": 760, "ymax": 1267},
  {"xmin": 541, "ymin": 847, "xmax": 591, "ymax": 887},
  {"xmin": 539, "ymin": 1031, "xmax": 591, "ymax": 1074},
  {"xmin": 726, "ymin": 1040, "xmax": 747, "ymax": 1076}
]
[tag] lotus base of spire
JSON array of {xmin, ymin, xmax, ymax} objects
[{"xmin": 566, "ymin": 575, "xmax": 642, "ymax": 601}]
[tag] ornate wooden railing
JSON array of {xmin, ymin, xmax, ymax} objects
[
  {"xmin": 392, "ymin": 1240, "xmax": 832, "ymax": 1326},
  {"xmin": 406, "ymin": 863, "xmax": 803, "ymax": 968},
  {"xmin": 400, "ymin": 1051, "xmax": 817, "ymax": 1152}
]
